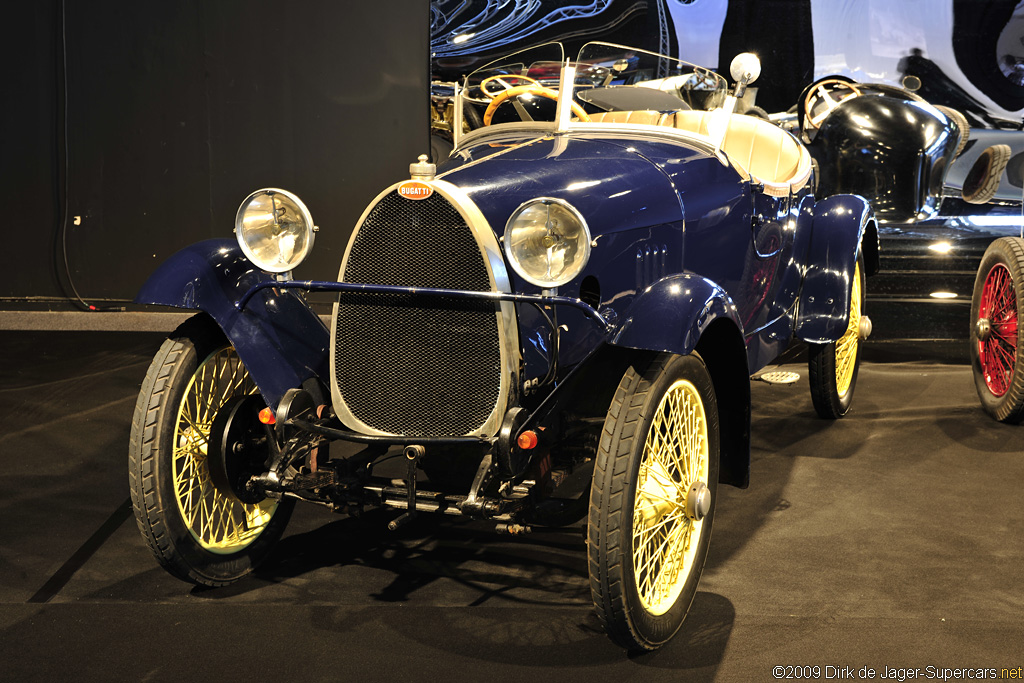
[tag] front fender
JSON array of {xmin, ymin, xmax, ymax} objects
[
  {"xmin": 795, "ymin": 195, "xmax": 875, "ymax": 344},
  {"xmin": 136, "ymin": 239, "xmax": 329, "ymax": 409},
  {"xmin": 610, "ymin": 274, "xmax": 743, "ymax": 355}
]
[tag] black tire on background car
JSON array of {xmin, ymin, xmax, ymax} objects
[
  {"xmin": 933, "ymin": 105, "xmax": 970, "ymax": 159},
  {"xmin": 970, "ymin": 237, "xmax": 1024, "ymax": 422},
  {"xmin": 588, "ymin": 352, "xmax": 719, "ymax": 652},
  {"xmin": 962, "ymin": 144, "xmax": 1011, "ymax": 205},
  {"xmin": 808, "ymin": 256, "xmax": 865, "ymax": 419},
  {"xmin": 128, "ymin": 315, "xmax": 293, "ymax": 586}
]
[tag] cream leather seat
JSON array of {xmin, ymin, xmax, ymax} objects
[{"xmin": 586, "ymin": 109, "xmax": 812, "ymax": 197}]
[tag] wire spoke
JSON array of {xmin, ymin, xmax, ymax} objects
[
  {"xmin": 632, "ymin": 377, "xmax": 709, "ymax": 615},
  {"xmin": 172, "ymin": 345, "xmax": 276, "ymax": 552}
]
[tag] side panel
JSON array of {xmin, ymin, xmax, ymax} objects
[
  {"xmin": 136, "ymin": 239, "xmax": 329, "ymax": 408},
  {"xmin": 795, "ymin": 195, "xmax": 874, "ymax": 344}
]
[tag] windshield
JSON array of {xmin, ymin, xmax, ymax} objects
[
  {"xmin": 458, "ymin": 42, "xmax": 729, "ymax": 135},
  {"xmin": 463, "ymin": 42, "xmax": 566, "ymax": 103},
  {"xmin": 576, "ymin": 42, "xmax": 728, "ymax": 110}
]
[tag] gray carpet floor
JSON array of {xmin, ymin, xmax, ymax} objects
[{"xmin": 1, "ymin": 330, "xmax": 1021, "ymax": 681}]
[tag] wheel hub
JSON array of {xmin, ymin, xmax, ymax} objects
[
  {"xmin": 636, "ymin": 460, "xmax": 680, "ymax": 524},
  {"xmin": 208, "ymin": 395, "xmax": 269, "ymax": 505},
  {"xmin": 976, "ymin": 317, "xmax": 992, "ymax": 342},
  {"xmin": 859, "ymin": 314, "xmax": 872, "ymax": 341},
  {"xmin": 685, "ymin": 481, "xmax": 711, "ymax": 521}
]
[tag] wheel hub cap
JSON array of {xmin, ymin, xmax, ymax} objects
[
  {"xmin": 976, "ymin": 317, "xmax": 992, "ymax": 342},
  {"xmin": 685, "ymin": 481, "xmax": 711, "ymax": 521},
  {"xmin": 859, "ymin": 314, "xmax": 873, "ymax": 341}
]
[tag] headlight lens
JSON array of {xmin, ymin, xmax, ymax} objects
[
  {"xmin": 234, "ymin": 188, "xmax": 315, "ymax": 273},
  {"xmin": 504, "ymin": 198, "xmax": 591, "ymax": 288}
]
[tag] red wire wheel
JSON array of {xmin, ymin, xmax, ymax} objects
[{"xmin": 970, "ymin": 237, "xmax": 1024, "ymax": 422}]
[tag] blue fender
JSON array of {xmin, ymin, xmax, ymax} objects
[
  {"xmin": 795, "ymin": 195, "xmax": 874, "ymax": 344},
  {"xmin": 136, "ymin": 239, "xmax": 330, "ymax": 409},
  {"xmin": 610, "ymin": 273, "xmax": 743, "ymax": 355}
]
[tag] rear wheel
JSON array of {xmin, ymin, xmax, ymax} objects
[
  {"xmin": 808, "ymin": 256, "xmax": 865, "ymax": 418},
  {"xmin": 588, "ymin": 353, "xmax": 719, "ymax": 651},
  {"xmin": 971, "ymin": 237, "xmax": 1024, "ymax": 422},
  {"xmin": 128, "ymin": 316, "xmax": 293, "ymax": 586}
]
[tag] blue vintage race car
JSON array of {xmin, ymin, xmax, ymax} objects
[{"xmin": 128, "ymin": 42, "xmax": 877, "ymax": 651}]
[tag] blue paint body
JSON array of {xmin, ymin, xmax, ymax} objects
[
  {"xmin": 796, "ymin": 194, "xmax": 874, "ymax": 343},
  {"xmin": 135, "ymin": 239, "xmax": 329, "ymax": 409},
  {"xmin": 136, "ymin": 117, "xmax": 873, "ymax": 480}
]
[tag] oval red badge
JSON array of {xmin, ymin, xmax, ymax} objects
[{"xmin": 398, "ymin": 181, "xmax": 434, "ymax": 200}]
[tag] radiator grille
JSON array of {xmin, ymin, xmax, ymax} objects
[{"xmin": 333, "ymin": 190, "xmax": 502, "ymax": 436}]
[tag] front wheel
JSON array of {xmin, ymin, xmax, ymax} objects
[
  {"xmin": 588, "ymin": 353, "xmax": 719, "ymax": 651},
  {"xmin": 970, "ymin": 237, "xmax": 1024, "ymax": 422},
  {"xmin": 808, "ymin": 256, "xmax": 865, "ymax": 418},
  {"xmin": 128, "ymin": 316, "xmax": 293, "ymax": 586}
]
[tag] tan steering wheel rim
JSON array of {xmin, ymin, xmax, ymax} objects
[
  {"xmin": 479, "ymin": 74, "xmax": 542, "ymax": 99},
  {"xmin": 804, "ymin": 78, "xmax": 862, "ymax": 129},
  {"xmin": 482, "ymin": 85, "xmax": 592, "ymax": 125}
]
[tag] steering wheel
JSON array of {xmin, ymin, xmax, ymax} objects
[
  {"xmin": 479, "ymin": 74, "xmax": 542, "ymax": 99},
  {"xmin": 482, "ymin": 85, "xmax": 592, "ymax": 125},
  {"xmin": 803, "ymin": 78, "xmax": 862, "ymax": 129}
]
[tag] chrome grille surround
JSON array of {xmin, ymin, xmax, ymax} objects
[{"xmin": 330, "ymin": 179, "xmax": 519, "ymax": 438}]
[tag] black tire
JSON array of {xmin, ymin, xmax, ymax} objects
[
  {"xmin": 588, "ymin": 353, "xmax": 720, "ymax": 652},
  {"xmin": 128, "ymin": 315, "xmax": 293, "ymax": 586},
  {"xmin": 934, "ymin": 105, "xmax": 970, "ymax": 159},
  {"xmin": 808, "ymin": 256, "xmax": 865, "ymax": 419},
  {"xmin": 963, "ymin": 144, "xmax": 1011, "ymax": 205},
  {"xmin": 970, "ymin": 237, "xmax": 1024, "ymax": 422}
]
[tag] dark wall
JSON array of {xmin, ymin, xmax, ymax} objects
[{"xmin": 2, "ymin": 1, "xmax": 428, "ymax": 306}]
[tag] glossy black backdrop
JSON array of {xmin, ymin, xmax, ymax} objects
[{"xmin": 1, "ymin": 0, "xmax": 428, "ymax": 306}]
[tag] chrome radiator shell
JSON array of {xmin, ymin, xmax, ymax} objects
[{"xmin": 330, "ymin": 179, "xmax": 518, "ymax": 438}]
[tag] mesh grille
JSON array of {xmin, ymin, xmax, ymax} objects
[{"xmin": 333, "ymin": 190, "xmax": 502, "ymax": 436}]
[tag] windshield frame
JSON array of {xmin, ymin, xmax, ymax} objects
[{"xmin": 454, "ymin": 41, "xmax": 728, "ymax": 148}]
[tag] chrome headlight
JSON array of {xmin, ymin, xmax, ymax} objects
[
  {"xmin": 503, "ymin": 198, "xmax": 591, "ymax": 288},
  {"xmin": 234, "ymin": 188, "xmax": 315, "ymax": 273}
]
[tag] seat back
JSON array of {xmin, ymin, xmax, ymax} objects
[{"xmin": 586, "ymin": 109, "xmax": 812, "ymax": 197}]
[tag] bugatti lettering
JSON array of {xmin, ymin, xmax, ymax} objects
[
  {"xmin": 129, "ymin": 40, "xmax": 890, "ymax": 653},
  {"xmin": 398, "ymin": 181, "xmax": 434, "ymax": 199}
]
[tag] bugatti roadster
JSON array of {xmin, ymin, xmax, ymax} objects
[{"xmin": 129, "ymin": 42, "xmax": 877, "ymax": 651}]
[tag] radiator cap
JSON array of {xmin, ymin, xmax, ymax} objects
[{"xmin": 410, "ymin": 154, "xmax": 436, "ymax": 180}]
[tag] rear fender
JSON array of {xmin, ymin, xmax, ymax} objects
[
  {"xmin": 796, "ymin": 195, "xmax": 875, "ymax": 344},
  {"xmin": 135, "ymin": 239, "xmax": 330, "ymax": 409}
]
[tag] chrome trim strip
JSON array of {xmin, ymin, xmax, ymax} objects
[
  {"xmin": 330, "ymin": 179, "xmax": 520, "ymax": 439},
  {"xmin": 454, "ymin": 121, "xmax": 726, "ymax": 164}
]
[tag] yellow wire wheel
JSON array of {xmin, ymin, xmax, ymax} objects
[
  {"xmin": 834, "ymin": 263, "xmax": 862, "ymax": 398},
  {"xmin": 808, "ymin": 255, "xmax": 865, "ymax": 419},
  {"xmin": 632, "ymin": 379, "xmax": 709, "ymax": 615},
  {"xmin": 128, "ymin": 316, "xmax": 293, "ymax": 586},
  {"xmin": 588, "ymin": 353, "xmax": 720, "ymax": 651},
  {"xmin": 173, "ymin": 346, "xmax": 276, "ymax": 552}
]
